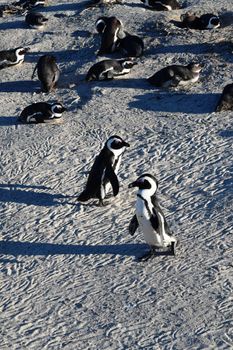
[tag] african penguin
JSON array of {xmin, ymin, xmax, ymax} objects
[
  {"xmin": 0, "ymin": 47, "xmax": 29, "ymax": 69},
  {"xmin": 140, "ymin": 0, "xmax": 181, "ymax": 11},
  {"xmin": 13, "ymin": 0, "xmax": 47, "ymax": 9},
  {"xmin": 86, "ymin": 0, "xmax": 122, "ymax": 7},
  {"xmin": 32, "ymin": 55, "xmax": 60, "ymax": 93},
  {"xmin": 78, "ymin": 135, "xmax": 130, "ymax": 206},
  {"xmin": 147, "ymin": 63, "xmax": 202, "ymax": 88},
  {"xmin": 18, "ymin": 102, "xmax": 66, "ymax": 124},
  {"xmin": 86, "ymin": 58, "xmax": 137, "ymax": 81},
  {"xmin": 95, "ymin": 16, "xmax": 124, "ymax": 55},
  {"xmin": 128, "ymin": 174, "xmax": 178, "ymax": 260},
  {"xmin": 215, "ymin": 83, "xmax": 233, "ymax": 112},
  {"xmin": 118, "ymin": 33, "xmax": 144, "ymax": 57},
  {"xmin": 178, "ymin": 12, "xmax": 220, "ymax": 30},
  {"xmin": 25, "ymin": 11, "xmax": 48, "ymax": 29}
]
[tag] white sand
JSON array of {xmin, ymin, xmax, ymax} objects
[{"xmin": 0, "ymin": 0, "xmax": 233, "ymax": 349}]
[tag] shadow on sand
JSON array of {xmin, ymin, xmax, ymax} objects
[
  {"xmin": 0, "ymin": 80, "xmax": 37, "ymax": 93},
  {"xmin": 0, "ymin": 184, "xmax": 71, "ymax": 207},
  {"xmin": 0, "ymin": 240, "xmax": 173, "ymax": 259},
  {"xmin": 128, "ymin": 91, "xmax": 220, "ymax": 114}
]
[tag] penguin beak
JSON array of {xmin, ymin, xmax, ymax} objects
[
  {"xmin": 123, "ymin": 141, "xmax": 130, "ymax": 147},
  {"xmin": 128, "ymin": 180, "xmax": 138, "ymax": 188}
]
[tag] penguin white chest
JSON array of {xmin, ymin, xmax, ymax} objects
[{"xmin": 136, "ymin": 197, "xmax": 161, "ymax": 246}]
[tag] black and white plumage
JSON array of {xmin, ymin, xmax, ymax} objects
[
  {"xmin": 86, "ymin": 0, "xmax": 122, "ymax": 7},
  {"xmin": 13, "ymin": 0, "xmax": 47, "ymax": 10},
  {"xmin": 118, "ymin": 33, "xmax": 144, "ymax": 57},
  {"xmin": 140, "ymin": 0, "xmax": 181, "ymax": 11},
  {"xmin": 0, "ymin": 47, "xmax": 29, "ymax": 69},
  {"xmin": 25, "ymin": 11, "xmax": 48, "ymax": 29},
  {"xmin": 95, "ymin": 16, "xmax": 124, "ymax": 55},
  {"xmin": 32, "ymin": 55, "xmax": 60, "ymax": 93},
  {"xmin": 177, "ymin": 12, "xmax": 221, "ymax": 30},
  {"xmin": 147, "ymin": 63, "xmax": 202, "ymax": 88},
  {"xmin": 78, "ymin": 135, "xmax": 130, "ymax": 206},
  {"xmin": 86, "ymin": 58, "xmax": 137, "ymax": 81},
  {"xmin": 18, "ymin": 102, "xmax": 66, "ymax": 124},
  {"xmin": 215, "ymin": 83, "xmax": 233, "ymax": 112},
  {"xmin": 128, "ymin": 174, "xmax": 177, "ymax": 260}
]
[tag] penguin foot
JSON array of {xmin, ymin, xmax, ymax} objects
[{"xmin": 98, "ymin": 199, "xmax": 109, "ymax": 206}]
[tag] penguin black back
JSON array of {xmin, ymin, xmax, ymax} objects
[{"xmin": 32, "ymin": 55, "xmax": 60, "ymax": 93}]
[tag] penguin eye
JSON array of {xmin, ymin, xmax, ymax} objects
[
  {"xmin": 142, "ymin": 180, "xmax": 151, "ymax": 189},
  {"xmin": 111, "ymin": 140, "xmax": 122, "ymax": 149}
]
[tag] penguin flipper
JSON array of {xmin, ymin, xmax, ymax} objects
[
  {"xmin": 129, "ymin": 214, "xmax": 139, "ymax": 236},
  {"xmin": 105, "ymin": 165, "xmax": 119, "ymax": 196}
]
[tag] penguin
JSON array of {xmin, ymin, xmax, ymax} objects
[
  {"xmin": 86, "ymin": 0, "xmax": 122, "ymax": 8},
  {"xmin": 140, "ymin": 0, "xmax": 181, "ymax": 11},
  {"xmin": 95, "ymin": 16, "xmax": 124, "ymax": 55},
  {"xmin": 32, "ymin": 55, "xmax": 60, "ymax": 93},
  {"xmin": 215, "ymin": 83, "xmax": 233, "ymax": 112},
  {"xmin": 86, "ymin": 58, "xmax": 137, "ymax": 81},
  {"xmin": 0, "ymin": 4, "xmax": 23, "ymax": 17},
  {"xmin": 13, "ymin": 0, "xmax": 47, "ymax": 9},
  {"xmin": 128, "ymin": 174, "xmax": 177, "ymax": 260},
  {"xmin": 78, "ymin": 135, "xmax": 130, "ymax": 206},
  {"xmin": 18, "ymin": 102, "xmax": 66, "ymax": 124},
  {"xmin": 178, "ymin": 12, "xmax": 220, "ymax": 30},
  {"xmin": 0, "ymin": 47, "xmax": 29, "ymax": 69},
  {"xmin": 25, "ymin": 11, "xmax": 48, "ymax": 29},
  {"xmin": 147, "ymin": 63, "xmax": 202, "ymax": 88},
  {"xmin": 118, "ymin": 33, "xmax": 144, "ymax": 57}
]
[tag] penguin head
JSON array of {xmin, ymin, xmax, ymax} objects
[
  {"xmin": 15, "ymin": 47, "xmax": 30, "ymax": 57},
  {"xmin": 106, "ymin": 135, "xmax": 130, "ymax": 153},
  {"xmin": 187, "ymin": 62, "xmax": 202, "ymax": 73},
  {"xmin": 201, "ymin": 14, "xmax": 220, "ymax": 29},
  {"xmin": 121, "ymin": 58, "xmax": 137, "ymax": 70},
  {"xmin": 129, "ymin": 174, "xmax": 158, "ymax": 195},
  {"xmin": 51, "ymin": 103, "xmax": 66, "ymax": 117},
  {"xmin": 95, "ymin": 17, "xmax": 107, "ymax": 34}
]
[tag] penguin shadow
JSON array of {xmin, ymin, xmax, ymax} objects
[
  {"xmin": 219, "ymin": 11, "xmax": 233, "ymax": 28},
  {"xmin": 218, "ymin": 130, "xmax": 233, "ymax": 138},
  {"xmin": 0, "ymin": 80, "xmax": 37, "ymax": 93},
  {"xmin": 0, "ymin": 183, "xmax": 72, "ymax": 207},
  {"xmin": 27, "ymin": 49, "xmax": 79, "ymax": 64},
  {"xmin": 0, "ymin": 20, "xmax": 25, "ymax": 30},
  {"xmin": 0, "ymin": 117, "xmax": 17, "ymax": 127},
  {"xmin": 0, "ymin": 239, "xmax": 153, "ymax": 260},
  {"xmin": 128, "ymin": 91, "xmax": 221, "ymax": 114},
  {"xmin": 38, "ymin": 3, "xmax": 82, "ymax": 13}
]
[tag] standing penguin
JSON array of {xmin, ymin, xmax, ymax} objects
[
  {"xmin": 25, "ymin": 11, "xmax": 48, "ymax": 29},
  {"xmin": 95, "ymin": 16, "xmax": 124, "ymax": 55},
  {"xmin": 32, "ymin": 55, "xmax": 60, "ymax": 93},
  {"xmin": 78, "ymin": 135, "xmax": 130, "ymax": 206},
  {"xmin": 215, "ymin": 83, "xmax": 233, "ymax": 112},
  {"xmin": 18, "ymin": 102, "xmax": 66, "ymax": 124},
  {"xmin": 140, "ymin": 0, "xmax": 181, "ymax": 11},
  {"xmin": 128, "ymin": 174, "xmax": 177, "ymax": 260},
  {"xmin": 0, "ymin": 47, "xmax": 29, "ymax": 69},
  {"xmin": 147, "ymin": 63, "xmax": 202, "ymax": 88}
]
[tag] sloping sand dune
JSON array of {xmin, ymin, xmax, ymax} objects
[{"xmin": 0, "ymin": 0, "xmax": 232, "ymax": 349}]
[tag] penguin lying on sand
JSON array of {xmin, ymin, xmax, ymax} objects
[
  {"xmin": 129, "ymin": 174, "xmax": 178, "ymax": 261},
  {"xmin": 78, "ymin": 135, "xmax": 130, "ymax": 206},
  {"xmin": 215, "ymin": 83, "xmax": 233, "ymax": 112},
  {"xmin": 13, "ymin": 0, "xmax": 47, "ymax": 9},
  {"xmin": 32, "ymin": 55, "xmax": 60, "ymax": 93},
  {"xmin": 85, "ymin": 0, "xmax": 122, "ymax": 8},
  {"xmin": 25, "ymin": 11, "xmax": 48, "ymax": 29},
  {"xmin": 174, "ymin": 12, "xmax": 220, "ymax": 30},
  {"xmin": 0, "ymin": 47, "xmax": 29, "ymax": 69},
  {"xmin": 140, "ymin": 0, "xmax": 181, "ymax": 11},
  {"xmin": 95, "ymin": 16, "xmax": 124, "ymax": 55},
  {"xmin": 147, "ymin": 63, "xmax": 202, "ymax": 88},
  {"xmin": 18, "ymin": 102, "xmax": 66, "ymax": 124},
  {"xmin": 86, "ymin": 58, "xmax": 137, "ymax": 81}
]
